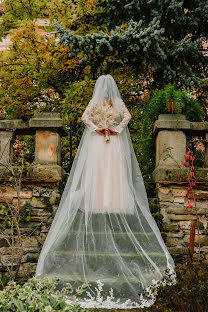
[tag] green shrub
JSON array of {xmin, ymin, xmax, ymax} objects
[
  {"xmin": 138, "ymin": 83, "xmax": 203, "ymax": 188},
  {"xmin": 153, "ymin": 263, "xmax": 208, "ymax": 312},
  {"xmin": 0, "ymin": 276, "xmax": 89, "ymax": 312}
]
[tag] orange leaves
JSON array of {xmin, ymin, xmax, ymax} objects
[{"xmin": 16, "ymin": 77, "xmax": 33, "ymax": 89}]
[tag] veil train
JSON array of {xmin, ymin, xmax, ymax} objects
[{"xmin": 35, "ymin": 75, "xmax": 175, "ymax": 308}]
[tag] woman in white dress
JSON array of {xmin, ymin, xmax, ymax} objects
[{"xmin": 35, "ymin": 75, "xmax": 175, "ymax": 308}]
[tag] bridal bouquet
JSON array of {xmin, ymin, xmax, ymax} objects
[{"xmin": 90, "ymin": 104, "xmax": 119, "ymax": 142}]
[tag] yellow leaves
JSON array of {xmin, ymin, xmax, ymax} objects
[
  {"xmin": 0, "ymin": 51, "xmax": 4, "ymax": 59},
  {"xmin": 16, "ymin": 77, "xmax": 33, "ymax": 89},
  {"xmin": 57, "ymin": 47, "xmax": 71, "ymax": 59}
]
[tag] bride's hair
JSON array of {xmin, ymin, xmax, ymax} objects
[{"xmin": 91, "ymin": 74, "xmax": 122, "ymax": 109}]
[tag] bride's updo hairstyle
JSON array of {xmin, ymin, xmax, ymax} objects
[{"xmin": 91, "ymin": 74, "xmax": 122, "ymax": 110}]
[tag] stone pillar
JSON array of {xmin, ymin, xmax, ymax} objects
[
  {"xmin": 29, "ymin": 113, "xmax": 63, "ymax": 166},
  {"xmin": 0, "ymin": 131, "xmax": 14, "ymax": 164},
  {"xmin": 152, "ymin": 114, "xmax": 208, "ymax": 264},
  {"xmin": 34, "ymin": 130, "xmax": 61, "ymax": 165},
  {"xmin": 0, "ymin": 114, "xmax": 66, "ymax": 280},
  {"xmin": 154, "ymin": 114, "xmax": 189, "ymax": 169},
  {"xmin": 205, "ymin": 133, "xmax": 208, "ymax": 168},
  {"xmin": 156, "ymin": 130, "xmax": 186, "ymax": 167}
]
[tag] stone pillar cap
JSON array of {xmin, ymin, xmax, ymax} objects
[
  {"xmin": 154, "ymin": 114, "xmax": 208, "ymax": 134},
  {"xmin": 29, "ymin": 112, "xmax": 63, "ymax": 128},
  {"xmin": 157, "ymin": 114, "xmax": 187, "ymax": 121},
  {"xmin": 0, "ymin": 113, "xmax": 67, "ymax": 135},
  {"xmin": 32, "ymin": 112, "xmax": 61, "ymax": 119},
  {"xmin": 29, "ymin": 113, "xmax": 67, "ymax": 136}
]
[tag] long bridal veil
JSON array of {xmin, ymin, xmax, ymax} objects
[{"xmin": 35, "ymin": 75, "xmax": 175, "ymax": 308}]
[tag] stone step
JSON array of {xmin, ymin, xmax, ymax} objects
[
  {"xmin": 58, "ymin": 230, "xmax": 159, "ymax": 253},
  {"xmin": 39, "ymin": 270, "xmax": 165, "ymax": 300},
  {"xmin": 44, "ymin": 250, "xmax": 167, "ymax": 278},
  {"xmin": 39, "ymin": 272, "xmax": 150, "ymax": 284},
  {"xmin": 49, "ymin": 250, "xmax": 166, "ymax": 259},
  {"xmin": 69, "ymin": 210, "xmax": 154, "ymax": 234}
]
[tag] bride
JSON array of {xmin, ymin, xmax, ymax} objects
[{"xmin": 35, "ymin": 74, "xmax": 175, "ymax": 308}]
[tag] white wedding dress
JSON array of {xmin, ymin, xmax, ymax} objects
[{"xmin": 35, "ymin": 75, "xmax": 175, "ymax": 308}]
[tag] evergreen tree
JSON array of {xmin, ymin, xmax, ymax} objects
[{"xmin": 55, "ymin": 0, "xmax": 208, "ymax": 87}]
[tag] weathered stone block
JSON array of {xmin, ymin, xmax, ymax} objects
[
  {"xmin": 3, "ymin": 186, "xmax": 17, "ymax": 197},
  {"xmin": 158, "ymin": 193, "xmax": 174, "ymax": 202},
  {"xmin": 12, "ymin": 198, "xmax": 30, "ymax": 207},
  {"xmin": 23, "ymin": 247, "xmax": 40, "ymax": 254},
  {"xmin": 40, "ymin": 225, "xmax": 50, "ymax": 233},
  {"xmin": 19, "ymin": 190, "xmax": 33, "ymax": 199},
  {"xmin": 0, "ymin": 197, "xmax": 13, "ymax": 203},
  {"xmin": 29, "ymin": 165, "xmax": 63, "ymax": 180},
  {"xmin": 2, "ymin": 187, "xmax": 32, "ymax": 199},
  {"xmin": 20, "ymin": 263, "xmax": 37, "ymax": 273},
  {"xmin": 0, "ymin": 247, "xmax": 21, "ymax": 255},
  {"xmin": 22, "ymin": 253, "xmax": 39, "ymax": 263},
  {"xmin": 0, "ymin": 119, "xmax": 29, "ymax": 131},
  {"xmin": 169, "ymin": 214, "xmax": 197, "ymax": 221},
  {"xmin": 1, "ymin": 255, "xmax": 19, "ymax": 265},
  {"xmin": 153, "ymin": 114, "xmax": 190, "ymax": 133},
  {"xmin": 174, "ymin": 197, "xmax": 185, "ymax": 204},
  {"xmin": 155, "ymin": 130, "xmax": 186, "ymax": 168},
  {"xmin": 158, "ymin": 187, "xmax": 170, "ymax": 194},
  {"xmin": 31, "ymin": 197, "xmax": 45, "ymax": 208},
  {"xmin": 30, "ymin": 208, "xmax": 49, "ymax": 216},
  {"xmin": 159, "ymin": 208, "xmax": 169, "ymax": 222},
  {"xmin": 36, "ymin": 233, "xmax": 47, "ymax": 246},
  {"xmin": 196, "ymin": 200, "xmax": 208, "ymax": 209},
  {"xmin": 168, "ymin": 247, "xmax": 189, "ymax": 255},
  {"xmin": 166, "ymin": 237, "xmax": 179, "ymax": 247},
  {"xmin": 153, "ymin": 168, "xmax": 208, "ymax": 182},
  {"xmin": 184, "ymin": 235, "xmax": 208, "ymax": 246},
  {"xmin": 168, "ymin": 207, "xmax": 208, "ymax": 215},
  {"xmin": 0, "ymin": 131, "xmax": 13, "ymax": 164},
  {"xmin": 172, "ymin": 188, "xmax": 188, "ymax": 197},
  {"xmin": 0, "ymin": 236, "xmax": 10, "ymax": 247},
  {"xmin": 193, "ymin": 190, "xmax": 208, "ymax": 200},
  {"xmin": 29, "ymin": 112, "xmax": 63, "ymax": 129},
  {"xmin": 20, "ymin": 222, "xmax": 42, "ymax": 229},
  {"xmin": 159, "ymin": 201, "xmax": 173, "ymax": 207},
  {"xmin": 32, "ymin": 189, "xmax": 41, "ymax": 197},
  {"xmin": 166, "ymin": 232, "xmax": 184, "ymax": 238},
  {"xmin": 205, "ymin": 133, "xmax": 208, "ymax": 167},
  {"xmin": 34, "ymin": 130, "xmax": 61, "ymax": 165},
  {"xmin": 22, "ymin": 236, "xmax": 38, "ymax": 248},
  {"xmin": 49, "ymin": 190, "xmax": 60, "ymax": 204},
  {"xmin": 163, "ymin": 222, "xmax": 179, "ymax": 232},
  {"xmin": 30, "ymin": 216, "xmax": 48, "ymax": 222}
]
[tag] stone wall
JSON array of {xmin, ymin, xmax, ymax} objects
[
  {"xmin": 153, "ymin": 114, "xmax": 208, "ymax": 264},
  {"xmin": 0, "ymin": 182, "xmax": 60, "ymax": 280},
  {"xmin": 0, "ymin": 113, "xmax": 65, "ymax": 280}
]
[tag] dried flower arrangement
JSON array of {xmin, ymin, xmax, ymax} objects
[{"xmin": 90, "ymin": 103, "xmax": 120, "ymax": 142}]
